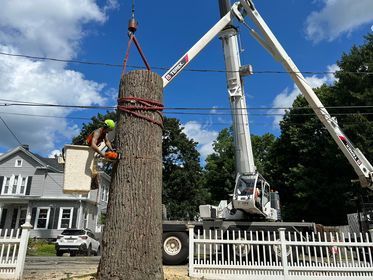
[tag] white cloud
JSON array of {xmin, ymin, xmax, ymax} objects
[
  {"xmin": 0, "ymin": 1, "xmax": 116, "ymax": 155},
  {"xmin": 182, "ymin": 121, "xmax": 219, "ymax": 163},
  {"xmin": 306, "ymin": 0, "xmax": 373, "ymax": 43},
  {"xmin": 48, "ymin": 149, "xmax": 61, "ymax": 158},
  {"xmin": 269, "ymin": 64, "xmax": 339, "ymax": 127},
  {"xmin": 0, "ymin": 0, "xmax": 109, "ymax": 61}
]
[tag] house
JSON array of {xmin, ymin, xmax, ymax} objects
[{"xmin": 0, "ymin": 145, "xmax": 109, "ymax": 239}]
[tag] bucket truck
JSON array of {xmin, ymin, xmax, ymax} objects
[{"xmin": 162, "ymin": 0, "xmax": 373, "ymax": 264}]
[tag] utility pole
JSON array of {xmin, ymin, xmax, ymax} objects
[{"xmin": 98, "ymin": 70, "xmax": 164, "ymax": 280}]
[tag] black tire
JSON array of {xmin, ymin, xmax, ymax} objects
[
  {"xmin": 56, "ymin": 250, "xmax": 63, "ymax": 257},
  {"xmin": 162, "ymin": 232, "xmax": 189, "ymax": 265},
  {"xmin": 222, "ymin": 230, "xmax": 252, "ymax": 264},
  {"xmin": 94, "ymin": 246, "xmax": 101, "ymax": 256},
  {"xmin": 87, "ymin": 245, "xmax": 92, "ymax": 256}
]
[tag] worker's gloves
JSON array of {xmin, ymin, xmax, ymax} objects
[{"xmin": 105, "ymin": 151, "xmax": 120, "ymax": 160}]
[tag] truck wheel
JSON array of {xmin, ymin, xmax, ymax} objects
[
  {"xmin": 223, "ymin": 231, "xmax": 251, "ymax": 264},
  {"xmin": 162, "ymin": 232, "xmax": 189, "ymax": 265}
]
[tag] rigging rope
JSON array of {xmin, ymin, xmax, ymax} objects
[{"xmin": 117, "ymin": 97, "xmax": 164, "ymax": 128}]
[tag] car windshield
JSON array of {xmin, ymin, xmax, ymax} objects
[{"xmin": 61, "ymin": 229, "xmax": 85, "ymax": 236}]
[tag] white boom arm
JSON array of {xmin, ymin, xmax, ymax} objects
[
  {"xmin": 239, "ymin": 0, "xmax": 373, "ymax": 189},
  {"xmin": 162, "ymin": 3, "xmax": 242, "ymax": 87},
  {"xmin": 160, "ymin": 0, "xmax": 373, "ymax": 190}
]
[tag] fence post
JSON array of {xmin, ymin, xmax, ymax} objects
[
  {"xmin": 14, "ymin": 213, "xmax": 33, "ymax": 279},
  {"xmin": 278, "ymin": 228, "xmax": 288, "ymax": 280},
  {"xmin": 369, "ymin": 229, "xmax": 373, "ymax": 241},
  {"xmin": 187, "ymin": 224, "xmax": 195, "ymax": 278}
]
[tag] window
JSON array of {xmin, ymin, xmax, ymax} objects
[
  {"xmin": 12, "ymin": 175, "xmax": 18, "ymax": 194},
  {"xmin": 15, "ymin": 159, "xmax": 23, "ymax": 167},
  {"xmin": 20, "ymin": 177, "xmax": 27, "ymax": 194},
  {"xmin": 35, "ymin": 207, "xmax": 50, "ymax": 229},
  {"xmin": 1, "ymin": 175, "xmax": 28, "ymax": 195},
  {"xmin": 58, "ymin": 207, "xmax": 73, "ymax": 229},
  {"xmin": 4, "ymin": 177, "xmax": 10, "ymax": 194},
  {"xmin": 83, "ymin": 212, "xmax": 89, "ymax": 228}
]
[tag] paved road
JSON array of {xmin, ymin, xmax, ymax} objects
[
  {"xmin": 24, "ymin": 256, "xmax": 189, "ymax": 279},
  {"xmin": 24, "ymin": 256, "xmax": 100, "ymax": 279}
]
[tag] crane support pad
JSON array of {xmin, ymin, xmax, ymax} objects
[{"xmin": 63, "ymin": 144, "xmax": 95, "ymax": 194}]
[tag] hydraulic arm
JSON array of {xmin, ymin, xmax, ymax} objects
[
  {"xmin": 161, "ymin": 0, "xmax": 373, "ymax": 220},
  {"xmin": 238, "ymin": 0, "xmax": 373, "ymax": 190}
]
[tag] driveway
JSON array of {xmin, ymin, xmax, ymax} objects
[{"xmin": 23, "ymin": 256, "xmax": 189, "ymax": 279}]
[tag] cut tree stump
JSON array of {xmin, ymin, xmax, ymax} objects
[{"xmin": 98, "ymin": 70, "xmax": 164, "ymax": 280}]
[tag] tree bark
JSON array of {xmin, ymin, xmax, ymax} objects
[{"xmin": 98, "ymin": 70, "xmax": 164, "ymax": 280}]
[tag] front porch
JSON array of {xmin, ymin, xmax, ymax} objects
[{"xmin": 0, "ymin": 199, "xmax": 101, "ymax": 240}]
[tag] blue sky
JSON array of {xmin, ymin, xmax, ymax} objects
[{"xmin": 0, "ymin": 0, "xmax": 372, "ymax": 162}]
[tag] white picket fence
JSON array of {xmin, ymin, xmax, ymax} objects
[
  {"xmin": 188, "ymin": 225, "xmax": 373, "ymax": 280},
  {"xmin": 0, "ymin": 223, "xmax": 32, "ymax": 280}
]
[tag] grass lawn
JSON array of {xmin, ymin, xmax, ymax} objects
[{"xmin": 27, "ymin": 239, "xmax": 56, "ymax": 256}]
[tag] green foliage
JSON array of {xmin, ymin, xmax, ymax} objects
[
  {"xmin": 162, "ymin": 118, "xmax": 208, "ymax": 219},
  {"xmin": 27, "ymin": 239, "xmax": 56, "ymax": 256},
  {"xmin": 203, "ymin": 128, "xmax": 235, "ymax": 203},
  {"xmin": 252, "ymin": 133, "xmax": 276, "ymax": 177}
]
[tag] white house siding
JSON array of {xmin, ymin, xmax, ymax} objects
[
  {"xmin": 0, "ymin": 146, "xmax": 106, "ymax": 240},
  {"xmin": 0, "ymin": 152, "xmax": 42, "ymax": 195}
]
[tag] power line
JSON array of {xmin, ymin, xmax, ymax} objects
[
  {"xmin": 0, "ymin": 111, "xmax": 371, "ymax": 128},
  {"xmin": 0, "ymin": 51, "xmax": 372, "ymax": 76},
  {"xmin": 0, "ymin": 115, "xmax": 22, "ymax": 145},
  {"xmin": 1, "ymin": 108, "xmax": 372, "ymax": 119},
  {"xmin": 1, "ymin": 98, "xmax": 373, "ymax": 111}
]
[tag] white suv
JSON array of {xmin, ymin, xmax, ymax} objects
[{"xmin": 55, "ymin": 228, "xmax": 100, "ymax": 256}]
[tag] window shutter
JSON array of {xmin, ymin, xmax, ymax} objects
[
  {"xmin": 53, "ymin": 208, "xmax": 59, "ymax": 229},
  {"xmin": 0, "ymin": 176, "xmax": 3, "ymax": 194},
  {"xmin": 30, "ymin": 207, "xmax": 37, "ymax": 227},
  {"xmin": 25, "ymin": 176, "xmax": 32, "ymax": 195},
  {"xmin": 11, "ymin": 209, "xmax": 18, "ymax": 228},
  {"xmin": 0, "ymin": 209, "xmax": 7, "ymax": 228},
  {"xmin": 48, "ymin": 208, "xmax": 55, "ymax": 229},
  {"xmin": 72, "ymin": 207, "xmax": 78, "ymax": 228}
]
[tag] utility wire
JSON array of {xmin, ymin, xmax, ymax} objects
[
  {"xmin": 0, "ymin": 109, "xmax": 372, "ymax": 118},
  {"xmin": 1, "ymin": 98, "xmax": 373, "ymax": 111},
  {"xmin": 0, "ymin": 111, "xmax": 371, "ymax": 131},
  {"xmin": 0, "ymin": 115, "xmax": 22, "ymax": 145},
  {"xmin": 0, "ymin": 51, "xmax": 372, "ymax": 76}
]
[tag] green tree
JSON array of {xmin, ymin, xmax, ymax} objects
[
  {"xmin": 162, "ymin": 118, "xmax": 207, "ymax": 219},
  {"xmin": 203, "ymin": 128, "xmax": 235, "ymax": 204},
  {"xmin": 252, "ymin": 133, "xmax": 276, "ymax": 177},
  {"xmin": 273, "ymin": 34, "xmax": 373, "ymax": 225}
]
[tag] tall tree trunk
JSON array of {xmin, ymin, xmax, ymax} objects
[{"xmin": 98, "ymin": 70, "xmax": 164, "ymax": 280}]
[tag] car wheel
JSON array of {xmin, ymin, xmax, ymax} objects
[
  {"xmin": 87, "ymin": 244, "xmax": 92, "ymax": 256},
  {"xmin": 94, "ymin": 246, "xmax": 101, "ymax": 256},
  {"xmin": 56, "ymin": 250, "xmax": 63, "ymax": 257},
  {"xmin": 162, "ymin": 232, "xmax": 189, "ymax": 265}
]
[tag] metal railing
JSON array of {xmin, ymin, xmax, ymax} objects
[{"xmin": 188, "ymin": 225, "xmax": 373, "ymax": 279}]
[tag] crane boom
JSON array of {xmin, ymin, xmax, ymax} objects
[
  {"xmin": 218, "ymin": 0, "xmax": 255, "ymax": 174},
  {"xmin": 239, "ymin": 0, "xmax": 373, "ymax": 189},
  {"xmin": 160, "ymin": 0, "xmax": 372, "ymax": 220}
]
